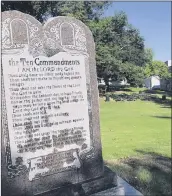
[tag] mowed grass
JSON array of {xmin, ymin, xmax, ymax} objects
[
  {"xmin": 100, "ymin": 99, "xmax": 171, "ymax": 159},
  {"xmin": 99, "ymin": 98, "xmax": 171, "ymax": 195}
]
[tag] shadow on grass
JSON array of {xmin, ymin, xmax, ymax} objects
[
  {"xmin": 149, "ymin": 98, "xmax": 172, "ymax": 108},
  {"xmin": 118, "ymin": 88, "xmax": 133, "ymax": 92},
  {"xmin": 138, "ymin": 89, "xmax": 172, "ymax": 107},
  {"xmin": 152, "ymin": 116, "xmax": 171, "ymax": 119},
  {"xmin": 161, "ymin": 106, "xmax": 172, "ymax": 108},
  {"xmin": 143, "ymin": 89, "xmax": 172, "ymax": 96},
  {"xmin": 105, "ymin": 150, "xmax": 172, "ymax": 196},
  {"xmin": 108, "ymin": 87, "xmax": 134, "ymax": 93}
]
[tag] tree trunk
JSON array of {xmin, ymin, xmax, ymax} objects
[{"xmin": 104, "ymin": 78, "xmax": 110, "ymax": 92}]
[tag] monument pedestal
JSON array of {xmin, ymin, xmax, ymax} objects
[
  {"xmin": 37, "ymin": 167, "xmax": 117, "ymax": 196},
  {"xmin": 90, "ymin": 186, "xmax": 125, "ymax": 196},
  {"xmin": 81, "ymin": 166, "xmax": 117, "ymax": 195}
]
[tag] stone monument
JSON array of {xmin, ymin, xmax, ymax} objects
[{"xmin": 1, "ymin": 10, "xmax": 117, "ymax": 196}]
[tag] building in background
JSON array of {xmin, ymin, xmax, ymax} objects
[
  {"xmin": 97, "ymin": 77, "xmax": 106, "ymax": 86},
  {"xmin": 165, "ymin": 60, "xmax": 172, "ymax": 73},
  {"xmin": 109, "ymin": 78, "xmax": 129, "ymax": 87},
  {"xmin": 144, "ymin": 76, "xmax": 160, "ymax": 90},
  {"xmin": 165, "ymin": 60, "xmax": 171, "ymax": 67},
  {"xmin": 97, "ymin": 77, "xmax": 129, "ymax": 87}
]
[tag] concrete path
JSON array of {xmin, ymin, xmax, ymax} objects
[
  {"xmin": 117, "ymin": 176, "xmax": 143, "ymax": 196},
  {"xmin": 91, "ymin": 176, "xmax": 143, "ymax": 196}
]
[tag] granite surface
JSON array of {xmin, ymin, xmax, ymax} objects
[{"xmin": 1, "ymin": 10, "xmax": 112, "ymax": 196}]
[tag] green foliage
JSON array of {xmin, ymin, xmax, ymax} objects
[
  {"xmin": 1, "ymin": 1, "xmax": 111, "ymax": 23},
  {"xmin": 120, "ymin": 62, "xmax": 145, "ymax": 87},
  {"xmin": 89, "ymin": 12, "xmax": 146, "ymax": 86},
  {"xmin": 144, "ymin": 61, "xmax": 170, "ymax": 79},
  {"xmin": 144, "ymin": 48, "xmax": 154, "ymax": 65},
  {"xmin": 2, "ymin": 2, "xmax": 151, "ymax": 87}
]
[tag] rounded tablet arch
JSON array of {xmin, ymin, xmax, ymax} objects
[
  {"xmin": 2, "ymin": 10, "xmax": 44, "ymax": 56},
  {"xmin": 43, "ymin": 16, "xmax": 95, "ymax": 55},
  {"xmin": 60, "ymin": 22, "xmax": 75, "ymax": 46},
  {"xmin": 10, "ymin": 18, "xmax": 29, "ymax": 45}
]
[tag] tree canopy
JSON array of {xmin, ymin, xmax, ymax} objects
[
  {"xmin": 144, "ymin": 61, "xmax": 170, "ymax": 79},
  {"xmin": 2, "ymin": 1, "xmax": 154, "ymax": 87},
  {"xmin": 2, "ymin": 1, "xmax": 111, "ymax": 23},
  {"xmin": 89, "ymin": 11, "xmax": 146, "ymax": 87}
]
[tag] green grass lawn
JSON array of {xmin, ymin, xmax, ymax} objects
[
  {"xmin": 100, "ymin": 99, "xmax": 171, "ymax": 159},
  {"xmin": 99, "ymin": 96, "xmax": 171, "ymax": 195}
]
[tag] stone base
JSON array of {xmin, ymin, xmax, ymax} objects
[
  {"xmin": 37, "ymin": 166, "xmax": 117, "ymax": 196},
  {"xmin": 81, "ymin": 166, "xmax": 117, "ymax": 195},
  {"xmin": 90, "ymin": 186, "xmax": 125, "ymax": 196}
]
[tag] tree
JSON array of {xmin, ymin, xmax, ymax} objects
[
  {"xmin": 144, "ymin": 48, "xmax": 154, "ymax": 65},
  {"xmin": 119, "ymin": 24, "xmax": 145, "ymax": 66},
  {"xmin": 144, "ymin": 60, "xmax": 170, "ymax": 79},
  {"xmin": 1, "ymin": 1, "xmax": 111, "ymax": 23},
  {"xmin": 121, "ymin": 62, "xmax": 145, "ymax": 87},
  {"xmin": 89, "ymin": 11, "xmax": 146, "ymax": 87}
]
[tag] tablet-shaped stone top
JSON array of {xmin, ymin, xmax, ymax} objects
[{"xmin": 2, "ymin": 10, "xmax": 44, "ymax": 57}]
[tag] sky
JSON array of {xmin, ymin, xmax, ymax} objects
[{"xmin": 104, "ymin": 2, "xmax": 171, "ymax": 62}]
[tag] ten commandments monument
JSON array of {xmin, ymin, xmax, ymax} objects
[{"xmin": 1, "ymin": 11, "xmax": 117, "ymax": 196}]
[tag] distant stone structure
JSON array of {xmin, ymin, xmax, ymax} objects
[
  {"xmin": 144, "ymin": 76, "xmax": 160, "ymax": 90},
  {"xmin": 165, "ymin": 60, "xmax": 171, "ymax": 67},
  {"xmin": 160, "ymin": 60, "xmax": 172, "ymax": 92},
  {"xmin": 160, "ymin": 79, "xmax": 172, "ymax": 92}
]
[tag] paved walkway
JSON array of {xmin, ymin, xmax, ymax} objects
[
  {"xmin": 117, "ymin": 176, "xmax": 143, "ymax": 196},
  {"xmin": 91, "ymin": 176, "xmax": 143, "ymax": 196}
]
